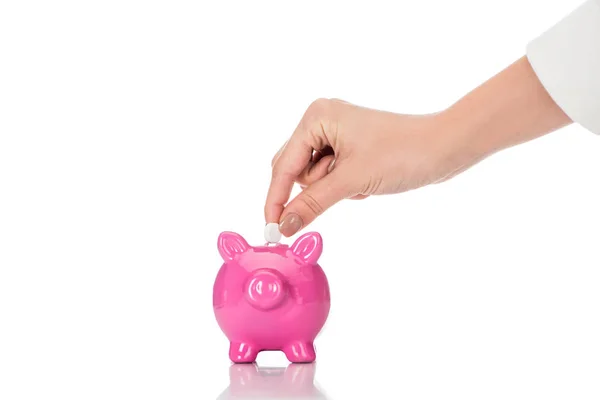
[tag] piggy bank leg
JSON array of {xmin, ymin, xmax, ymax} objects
[
  {"xmin": 229, "ymin": 342, "xmax": 259, "ymax": 363},
  {"xmin": 283, "ymin": 341, "xmax": 316, "ymax": 363}
]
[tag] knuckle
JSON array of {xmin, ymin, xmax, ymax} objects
[
  {"xmin": 271, "ymin": 163, "xmax": 282, "ymax": 178},
  {"xmin": 271, "ymin": 169, "xmax": 283, "ymax": 183},
  {"xmin": 302, "ymin": 98, "xmax": 337, "ymax": 148},
  {"xmin": 306, "ymin": 98, "xmax": 332, "ymax": 119},
  {"xmin": 271, "ymin": 164, "xmax": 294, "ymax": 183},
  {"xmin": 298, "ymin": 192, "xmax": 324, "ymax": 217}
]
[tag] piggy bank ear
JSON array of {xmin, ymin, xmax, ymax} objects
[
  {"xmin": 218, "ymin": 231, "xmax": 250, "ymax": 261},
  {"xmin": 290, "ymin": 232, "xmax": 322, "ymax": 264}
]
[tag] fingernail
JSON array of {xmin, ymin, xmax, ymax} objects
[
  {"xmin": 327, "ymin": 158, "xmax": 336, "ymax": 173},
  {"xmin": 279, "ymin": 213, "xmax": 303, "ymax": 237}
]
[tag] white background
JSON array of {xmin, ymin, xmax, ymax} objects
[{"xmin": 1, "ymin": 0, "xmax": 599, "ymax": 399}]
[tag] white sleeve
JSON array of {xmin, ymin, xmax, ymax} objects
[{"xmin": 526, "ymin": 0, "xmax": 600, "ymax": 134}]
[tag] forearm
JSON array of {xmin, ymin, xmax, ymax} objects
[
  {"xmin": 442, "ymin": 0, "xmax": 600, "ymax": 163},
  {"xmin": 443, "ymin": 56, "xmax": 572, "ymax": 161}
]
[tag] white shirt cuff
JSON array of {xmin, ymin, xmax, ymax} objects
[{"xmin": 526, "ymin": 0, "xmax": 600, "ymax": 134}]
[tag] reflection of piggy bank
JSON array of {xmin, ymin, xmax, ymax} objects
[
  {"xmin": 216, "ymin": 363, "xmax": 329, "ymax": 400},
  {"xmin": 213, "ymin": 231, "xmax": 330, "ymax": 363}
]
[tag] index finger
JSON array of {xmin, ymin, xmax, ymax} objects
[{"xmin": 264, "ymin": 132, "xmax": 314, "ymax": 224}]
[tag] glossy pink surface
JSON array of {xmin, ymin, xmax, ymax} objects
[{"xmin": 213, "ymin": 231, "xmax": 330, "ymax": 363}]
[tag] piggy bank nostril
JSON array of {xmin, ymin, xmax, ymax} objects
[{"xmin": 245, "ymin": 270, "xmax": 286, "ymax": 310}]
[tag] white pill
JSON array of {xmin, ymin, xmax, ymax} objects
[{"xmin": 264, "ymin": 223, "xmax": 282, "ymax": 243}]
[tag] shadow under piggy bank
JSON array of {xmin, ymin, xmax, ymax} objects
[{"xmin": 216, "ymin": 362, "xmax": 329, "ymax": 400}]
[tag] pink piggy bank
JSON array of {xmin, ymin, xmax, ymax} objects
[{"xmin": 213, "ymin": 231, "xmax": 330, "ymax": 363}]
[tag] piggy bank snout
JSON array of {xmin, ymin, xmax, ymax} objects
[{"xmin": 244, "ymin": 269, "xmax": 287, "ymax": 310}]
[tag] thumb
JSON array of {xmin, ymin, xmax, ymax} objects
[{"xmin": 278, "ymin": 167, "xmax": 354, "ymax": 237}]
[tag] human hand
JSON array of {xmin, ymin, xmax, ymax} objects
[
  {"xmin": 265, "ymin": 57, "xmax": 571, "ymax": 237},
  {"xmin": 264, "ymin": 99, "xmax": 465, "ymax": 237}
]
